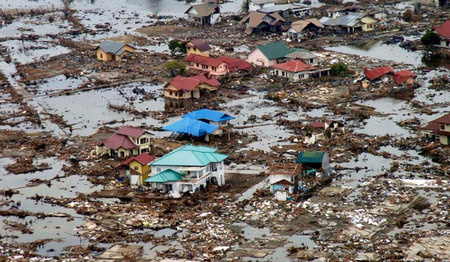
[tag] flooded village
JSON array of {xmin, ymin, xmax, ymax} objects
[{"xmin": 0, "ymin": 0, "xmax": 449, "ymax": 260}]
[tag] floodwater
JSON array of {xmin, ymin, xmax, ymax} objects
[{"xmin": 326, "ymin": 40, "xmax": 423, "ymax": 66}]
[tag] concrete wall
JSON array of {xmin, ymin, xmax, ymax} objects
[{"xmin": 248, "ymin": 48, "xmax": 275, "ymax": 67}]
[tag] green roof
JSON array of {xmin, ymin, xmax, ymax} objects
[
  {"xmin": 257, "ymin": 41, "xmax": 294, "ymax": 60},
  {"xmin": 144, "ymin": 169, "xmax": 182, "ymax": 183},
  {"xmin": 296, "ymin": 151, "xmax": 326, "ymax": 164},
  {"xmin": 150, "ymin": 144, "xmax": 228, "ymax": 167}
]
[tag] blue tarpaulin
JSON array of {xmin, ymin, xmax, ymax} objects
[
  {"xmin": 163, "ymin": 118, "xmax": 218, "ymax": 137},
  {"xmin": 183, "ymin": 109, "xmax": 235, "ymax": 123}
]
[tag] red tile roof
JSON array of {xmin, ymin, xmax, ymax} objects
[
  {"xmin": 393, "ymin": 70, "xmax": 416, "ymax": 85},
  {"xmin": 184, "ymin": 54, "xmax": 225, "ymax": 67},
  {"xmin": 121, "ymin": 152, "xmax": 155, "ymax": 166},
  {"xmin": 168, "ymin": 74, "xmax": 220, "ymax": 91},
  {"xmin": 311, "ymin": 122, "xmax": 326, "ymax": 128},
  {"xmin": 435, "ymin": 19, "xmax": 450, "ymax": 39},
  {"xmin": 100, "ymin": 133, "xmax": 138, "ymax": 150},
  {"xmin": 217, "ymin": 56, "xmax": 253, "ymax": 72},
  {"xmin": 117, "ymin": 126, "xmax": 146, "ymax": 138},
  {"xmin": 271, "ymin": 60, "xmax": 317, "ymax": 72},
  {"xmin": 433, "ymin": 114, "xmax": 450, "ymax": 125},
  {"xmin": 363, "ymin": 66, "xmax": 395, "ymax": 80}
]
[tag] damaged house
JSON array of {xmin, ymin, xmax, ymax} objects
[
  {"xmin": 247, "ymin": 41, "xmax": 294, "ymax": 66},
  {"xmin": 184, "ymin": 54, "xmax": 252, "ymax": 78},
  {"xmin": 164, "ymin": 74, "xmax": 220, "ymax": 100},
  {"xmin": 287, "ymin": 18, "xmax": 324, "ymax": 41},
  {"xmin": 268, "ymin": 163, "xmax": 302, "ymax": 199},
  {"xmin": 163, "ymin": 109, "xmax": 234, "ymax": 141},
  {"xmin": 145, "ymin": 145, "xmax": 228, "ymax": 197},
  {"xmin": 185, "ymin": 1, "xmax": 221, "ymax": 26},
  {"xmin": 296, "ymin": 151, "xmax": 332, "ymax": 177},
  {"xmin": 96, "ymin": 41, "xmax": 136, "ymax": 62},
  {"xmin": 97, "ymin": 126, "xmax": 152, "ymax": 158},
  {"xmin": 285, "ymin": 51, "xmax": 319, "ymax": 66},
  {"xmin": 239, "ymin": 11, "xmax": 286, "ymax": 35},
  {"xmin": 320, "ymin": 12, "xmax": 378, "ymax": 33},
  {"xmin": 434, "ymin": 19, "xmax": 450, "ymax": 48},
  {"xmin": 363, "ymin": 66, "xmax": 416, "ymax": 87},
  {"xmin": 419, "ymin": 114, "xmax": 450, "ymax": 145}
]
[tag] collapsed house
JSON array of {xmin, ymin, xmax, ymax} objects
[
  {"xmin": 145, "ymin": 145, "xmax": 228, "ymax": 197},
  {"xmin": 419, "ymin": 114, "xmax": 450, "ymax": 145},
  {"xmin": 97, "ymin": 126, "xmax": 152, "ymax": 158},
  {"xmin": 296, "ymin": 151, "xmax": 332, "ymax": 177},
  {"xmin": 362, "ymin": 66, "xmax": 416, "ymax": 87},
  {"xmin": 285, "ymin": 51, "xmax": 319, "ymax": 66},
  {"xmin": 96, "ymin": 41, "xmax": 136, "ymax": 62},
  {"xmin": 164, "ymin": 74, "xmax": 220, "ymax": 100}
]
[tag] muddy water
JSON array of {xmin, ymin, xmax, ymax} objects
[{"xmin": 326, "ymin": 40, "xmax": 423, "ymax": 66}]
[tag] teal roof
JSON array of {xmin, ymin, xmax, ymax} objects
[
  {"xmin": 144, "ymin": 169, "xmax": 182, "ymax": 183},
  {"xmin": 257, "ymin": 41, "xmax": 294, "ymax": 60},
  {"xmin": 150, "ymin": 144, "xmax": 228, "ymax": 167},
  {"xmin": 296, "ymin": 151, "xmax": 326, "ymax": 164}
]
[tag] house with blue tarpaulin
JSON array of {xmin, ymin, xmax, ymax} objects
[
  {"xmin": 296, "ymin": 151, "xmax": 331, "ymax": 177},
  {"xmin": 163, "ymin": 109, "xmax": 235, "ymax": 141},
  {"xmin": 144, "ymin": 144, "xmax": 228, "ymax": 197}
]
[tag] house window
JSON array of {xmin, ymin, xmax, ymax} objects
[
  {"xmin": 141, "ymin": 148, "xmax": 149, "ymax": 153},
  {"xmin": 157, "ymin": 168, "xmax": 161, "ymax": 172},
  {"xmin": 282, "ymin": 71, "xmax": 285, "ymax": 77},
  {"xmin": 202, "ymin": 65, "xmax": 208, "ymax": 69},
  {"xmin": 100, "ymin": 53, "xmax": 103, "ymax": 58},
  {"xmin": 140, "ymin": 138, "xmax": 148, "ymax": 144},
  {"xmin": 212, "ymin": 66, "xmax": 216, "ymax": 71},
  {"xmin": 134, "ymin": 166, "xmax": 139, "ymax": 171},
  {"xmin": 440, "ymin": 124, "xmax": 445, "ymax": 130},
  {"xmin": 169, "ymin": 91, "xmax": 172, "ymax": 96},
  {"xmin": 196, "ymin": 63, "xmax": 199, "ymax": 67},
  {"xmin": 212, "ymin": 163, "xmax": 217, "ymax": 171}
]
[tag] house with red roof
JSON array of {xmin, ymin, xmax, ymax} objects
[
  {"xmin": 116, "ymin": 152, "xmax": 155, "ymax": 185},
  {"xmin": 434, "ymin": 19, "xmax": 450, "ymax": 48},
  {"xmin": 363, "ymin": 66, "xmax": 416, "ymax": 86},
  {"xmin": 419, "ymin": 114, "xmax": 450, "ymax": 145},
  {"xmin": 271, "ymin": 60, "xmax": 328, "ymax": 81},
  {"xmin": 184, "ymin": 54, "xmax": 253, "ymax": 78},
  {"xmin": 97, "ymin": 126, "xmax": 152, "ymax": 158},
  {"xmin": 164, "ymin": 74, "xmax": 220, "ymax": 100}
]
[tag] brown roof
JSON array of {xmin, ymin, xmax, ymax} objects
[
  {"xmin": 188, "ymin": 38, "xmax": 211, "ymax": 52},
  {"xmin": 272, "ymin": 60, "xmax": 317, "ymax": 72},
  {"xmin": 269, "ymin": 163, "xmax": 302, "ymax": 176},
  {"xmin": 184, "ymin": 54, "xmax": 226, "ymax": 67},
  {"xmin": 117, "ymin": 126, "xmax": 146, "ymax": 138},
  {"xmin": 167, "ymin": 74, "xmax": 220, "ymax": 91},
  {"xmin": 120, "ymin": 153, "xmax": 155, "ymax": 166},
  {"xmin": 273, "ymin": 179, "xmax": 293, "ymax": 185},
  {"xmin": 240, "ymin": 11, "xmax": 285, "ymax": 28},
  {"xmin": 185, "ymin": 2, "xmax": 219, "ymax": 17},
  {"xmin": 289, "ymin": 18, "xmax": 324, "ymax": 33},
  {"xmin": 420, "ymin": 114, "xmax": 450, "ymax": 136}
]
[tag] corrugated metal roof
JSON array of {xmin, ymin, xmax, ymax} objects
[
  {"xmin": 188, "ymin": 38, "xmax": 211, "ymax": 52},
  {"xmin": 97, "ymin": 41, "xmax": 135, "ymax": 55},
  {"xmin": 285, "ymin": 51, "xmax": 317, "ymax": 60},
  {"xmin": 289, "ymin": 18, "xmax": 324, "ymax": 33},
  {"xmin": 296, "ymin": 151, "xmax": 326, "ymax": 164},
  {"xmin": 163, "ymin": 118, "xmax": 218, "ymax": 137},
  {"xmin": 183, "ymin": 109, "xmax": 235, "ymax": 122},
  {"xmin": 434, "ymin": 19, "xmax": 450, "ymax": 38},
  {"xmin": 144, "ymin": 169, "xmax": 182, "ymax": 183},
  {"xmin": 320, "ymin": 13, "xmax": 365, "ymax": 27},
  {"xmin": 121, "ymin": 153, "xmax": 155, "ymax": 166},
  {"xmin": 363, "ymin": 66, "xmax": 395, "ymax": 80},
  {"xmin": 257, "ymin": 41, "xmax": 293, "ymax": 60},
  {"xmin": 100, "ymin": 133, "xmax": 137, "ymax": 150},
  {"xmin": 151, "ymin": 145, "xmax": 228, "ymax": 167},
  {"xmin": 117, "ymin": 126, "xmax": 146, "ymax": 138},
  {"xmin": 184, "ymin": 54, "xmax": 225, "ymax": 67}
]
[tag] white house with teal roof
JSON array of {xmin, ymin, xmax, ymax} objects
[{"xmin": 145, "ymin": 145, "xmax": 228, "ymax": 197}]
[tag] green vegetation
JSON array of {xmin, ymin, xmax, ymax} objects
[
  {"xmin": 168, "ymin": 40, "xmax": 186, "ymax": 56},
  {"xmin": 163, "ymin": 60, "xmax": 186, "ymax": 77},
  {"xmin": 420, "ymin": 30, "xmax": 441, "ymax": 48},
  {"xmin": 330, "ymin": 62, "xmax": 349, "ymax": 77}
]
